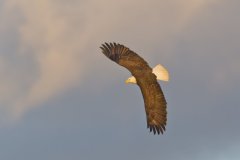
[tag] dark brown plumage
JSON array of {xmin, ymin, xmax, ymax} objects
[{"xmin": 100, "ymin": 42, "xmax": 167, "ymax": 135}]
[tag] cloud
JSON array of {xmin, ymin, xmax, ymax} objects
[
  {"xmin": 0, "ymin": 0, "xmax": 217, "ymax": 124},
  {"xmin": 1, "ymin": 0, "xmax": 85, "ymax": 122}
]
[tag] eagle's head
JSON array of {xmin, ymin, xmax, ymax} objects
[{"xmin": 125, "ymin": 76, "xmax": 137, "ymax": 84}]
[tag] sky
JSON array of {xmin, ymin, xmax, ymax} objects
[{"xmin": 0, "ymin": 0, "xmax": 240, "ymax": 159}]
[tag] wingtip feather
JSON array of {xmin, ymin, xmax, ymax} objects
[
  {"xmin": 148, "ymin": 124, "xmax": 166, "ymax": 135},
  {"xmin": 100, "ymin": 42, "xmax": 122, "ymax": 62}
]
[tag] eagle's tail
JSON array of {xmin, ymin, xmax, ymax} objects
[{"xmin": 152, "ymin": 64, "xmax": 169, "ymax": 82}]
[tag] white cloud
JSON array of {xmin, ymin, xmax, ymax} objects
[{"xmin": 0, "ymin": 0, "xmax": 217, "ymax": 124}]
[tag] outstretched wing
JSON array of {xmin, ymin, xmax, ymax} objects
[{"xmin": 100, "ymin": 42, "xmax": 167, "ymax": 134}]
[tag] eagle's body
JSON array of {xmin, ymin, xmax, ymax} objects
[
  {"xmin": 126, "ymin": 64, "xmax": 169, "ymax": 84},
  {"xmin": 100, "ymin": 42, "xmax": 168, "ymax": 135}
]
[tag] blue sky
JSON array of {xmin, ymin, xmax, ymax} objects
[{"xmin": 0, "ymin": 0, "xmax": 240, "ymax": 159}]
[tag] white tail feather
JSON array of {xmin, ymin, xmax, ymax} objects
[{"xmin": 152, "ymin": 64, "xmax": 169, "ymax": 81}]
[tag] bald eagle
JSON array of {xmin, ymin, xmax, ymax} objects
[{"xmin": 100, "ymin": 42, "xmax": 169, "ymax": 135}]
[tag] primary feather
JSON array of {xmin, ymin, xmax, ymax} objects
[{"xmin": 100, "ymin": 42, "xmax": 167, "ymax": 135}]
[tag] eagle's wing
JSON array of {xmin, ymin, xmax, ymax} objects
[{"xmin": 100, "ymin": 42, "xmax": 167, "ymax": 135}]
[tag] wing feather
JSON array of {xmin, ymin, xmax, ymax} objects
[{"xmin": 100, "ymin": 42, "xmax": 167, "ymax": 135}]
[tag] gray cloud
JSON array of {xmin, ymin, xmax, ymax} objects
[
  {"xmin": 0, "ymin": 1, "xmax": 240, "ymax": 160},
  {"xmin": 0, "ymin": 0, "xmax": 218, "ymax": 123}
]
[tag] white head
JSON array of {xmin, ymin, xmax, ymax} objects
[{"xmin": 125, "ymin": 76, "xmax": 137, "ymax": 84}]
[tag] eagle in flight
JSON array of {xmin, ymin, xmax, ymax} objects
[{"xmin": 100, "ymin": 42, "xmax": 169, "ymax": 135}]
